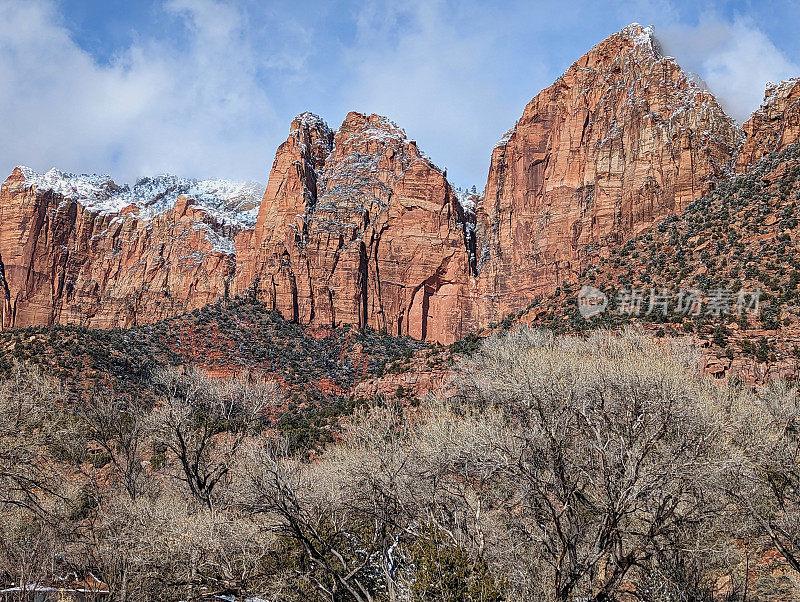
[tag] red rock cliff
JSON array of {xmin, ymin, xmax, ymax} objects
[
  {"xmin": 474, "ymin": 23, "xmax": 741, "ymax": 321},
  {"xmin": 736, "ymin": 78, "xmax": 800, "ymax": 171},
  {"xmin": 0, "ymin": 24, "xmax": 755, "ymax": 342},
  {"xmin": 234, "ymin": 112, "xmax": 476, "ymax": 342},
  {"xmin": 0, "ymin": 168, "xmax": 258, "ymax": 329}
]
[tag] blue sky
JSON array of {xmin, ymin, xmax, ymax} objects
[{"xmin": 2, "ymin": 0, "xmax": 800, "ymax": 189}]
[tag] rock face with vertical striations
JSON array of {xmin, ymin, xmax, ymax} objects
[
  {"xmin": 736, "ymin": 78, "xmax": 800, "ymax": 171},
  {"xmin": 0, "ymin": 24, "xmax": 769, "ymax": 342},
  {"xmin": 0, "ymin": 167, "xmax": 263, "ymax": 329},
  {"xmin": 474, "ymin": 23, "xmax": 741, "ymax": 322},
  {"xmin": 234, "ymin": 112, "xmax": 476, "ymax": 342}
]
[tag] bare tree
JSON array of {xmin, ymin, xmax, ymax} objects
[
  {"xmin": 151, "ymin": 366, "xmax": 279, "ymax": 508},
  {"xmin": 83, "ymin": 490, "xmax": 275, "ymax": 601},
  {"xmin": 241, "ymin": 401, "xmax": 512, "ymax": 602},
  {"xmin": 0, "ymin": 506, "xmax": 62, "ymax": 597},
  {"xmin": 242, "ymin": 434, "xmax": 389, "ymax": 602},
  {"xmin": 75, "ymin": 393, "xmax": 150, "ymax": 500},
  {"xmin": 325, "ymin": 406, "xmax": 419, "ymax": 601},
  {"xmin": 0, "ymin": 363, "xmax": 65, "ymax": 514},
  {"xmin": 457, "ymin": 328, "xmax": 724, "ymax": 601},
  {"xmin": 724, "ymin": 379, "xmax": 800, "ymax": 576}
]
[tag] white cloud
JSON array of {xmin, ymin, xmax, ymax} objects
[
  {"xmin": 2, "ymin": 1, "xmax": 799, "ymax": 190},
  {"xmin": 341, "ymin": 0, "xmax": 548, "ymax": 188},
  {"xmin": 340, "ymin": 2, "xmax": 800, "ymax": 186},
  {"xmin": 0, "ymin": 0, "xmax": 284, "ymax": 183},
  {"xmin": 657, "ymin": 17, "xmax": 800, "ymax": 122}
]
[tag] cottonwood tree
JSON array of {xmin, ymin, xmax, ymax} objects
[
  {"xmin": 0, "ymin": 363, "xmax": 65, "ymax": 513},
  {"xmin": 0, "ymin": 506, "xmax": 64, "ymax": 596},
  {"xmin": 242, "ymin": 404, "xmax": 509, "ymax": 602},
  {"xmin": 241, "ymin": 440, "xmax": 382, "ymax": 601},
  {"xmin": 725, "ymin": 380, "xmax": 800, "ymax": 575},
  {"xmin": 152, "ymin": 367, "xmax": 278, "ymax": 508},
  {"xmin": 83, "ymin": 491, "xmax": 275, "ymax": 602},
  {"xmin": 0, "ymin": 364, "xmax": 90, "ymax": 593},
  {"xmin": 401, "ymin": 401, "xmax": 510, "ymax": 601},
  {"xmin": 242, "ymin": 436, "xmax": 366, "ymax": 600},
  {"xmin": 406, "ymin": 399, "xmax": 510, "ymax": 568},
  {"xmin": 459, "ymin": 328, "xmax": 723, "ymax": 601},
  {"xmin": 75, "ymin": 393, "xmax": 150, "ymax": 500},
  {"xmin": 326, "ymin": 406, "xmax": 420, "ymax": 601},
  {"xmin": 242, "ymin": 406, "xmax": 419, "ymax": 602}
]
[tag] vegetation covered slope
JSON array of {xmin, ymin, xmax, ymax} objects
[
  {"xmin": 520, "ymin": 144, "xmax": 800, "ymax": 374},
  {"xmin": 3, "ymin": 329, "xmax": 800, "ymax": 601},
  {"xmin": 0, "ymin": 298, "xmax": 435, "ymax": 448}
]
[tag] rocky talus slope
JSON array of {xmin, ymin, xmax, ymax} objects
[{"xmin": 1, "ymin": 23, "xmax": 797, "ymax": 343}]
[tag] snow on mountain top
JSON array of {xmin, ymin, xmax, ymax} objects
[
  {"xmin": 453, "ymin": 185, "xmax": 480, "ymax": 213},
  {"xmin": 619, "ymin": 23, "xmax": 655, "ymax": 49},
  {"xmin": 292, "ymin": 112, "xmax": 333, "ymax": 135},
  {"xmin": 16, "ymin": 166, "xmax": 265, "ymax": 228},
  {"xmin": 365, "ymin": 114, "xmax": 406, "ymax": 137},
  {"xmin": 338, "ymin": 113, "xmax": 408, "ymax": 148},
  {"xmin": 762, "ymin": 78, "xmax": 800, "ymax": 107},
  {"xmin": 620, "ymin": 21, "xmax": 644, "ymax": 32}
]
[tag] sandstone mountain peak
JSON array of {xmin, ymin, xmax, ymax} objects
[
  {"xmin": 0, "ymin": 23, "xmax": 787, "ymax": 342},
  {"xmin": 287, "ymin": 112, "xmax": 334, "ymax": 171},
  {"xmin": 331, "ymin": 112, "xmax": 438, "ymax": 173},
  {"xmin": 233, "ymin": 106, "xmax": 472, "ymax": 341},
  {"xmin": 616, "ymin": 22, "xmax": 657, "ymax": 49},
  {"xmin": 736, "ymin": 77, "xmax": 800, "ymax": 170},
  {"xmin": 0, "ymin": 164, "xmax": 255, "ymax": 328},
  {"xmin": 291, "ymin": 111, "xmax": 331, "ymax": 133},
  {"xmin": 576, "ymin": 22, "xmax": 661, "ymax": 69},
  {"xmin": 477, "ymin": 19, "xmax": 742, "ymax": 325}
]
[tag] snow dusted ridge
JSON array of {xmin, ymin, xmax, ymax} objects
[
  {"xmin": 355, "ymin": 115, "xmax": 407, "ymax": 145},
  {"xmin": 17, "ymin": 166, "xmax": 266, "ymax": 229},
  {"xmin": 494, "ymin": 124, "xmax": 517, "ymax": 149},
  {"xmin": 622, "ymin": 22, "xmax": 656, "ymax": 50},
  {"xmin": 453, "ymin": 185, "xmax": 480, "ymax": 214},
  {"xmin": 292, "ymin": 111, "xmax": 333, "ymax": 136},
  {"xmin": 762, "ymin": 78, "xmax": 800, "ymax": 109}
]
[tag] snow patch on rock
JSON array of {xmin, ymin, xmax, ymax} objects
[
  {"xmin": 453, "ymin": 185, "xmax": 480, "ymax": 214},
  {"xmin": 16, "ymin": 167, "xmax": 265, "ymax": 229},
  {"xmin": 494, "ymin": 124, "xmax": 517, "ymax": 149},
  {"xmin": 762, "ymin": 78, "xmax": 800, "ymax": 110},
  {"xmin": 292, "ymin": 111, "xmax": 332, "ymax": 135},
  {"xmin": 621, "ymin": 22, "xmax": 656, "ymax": 51}
]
